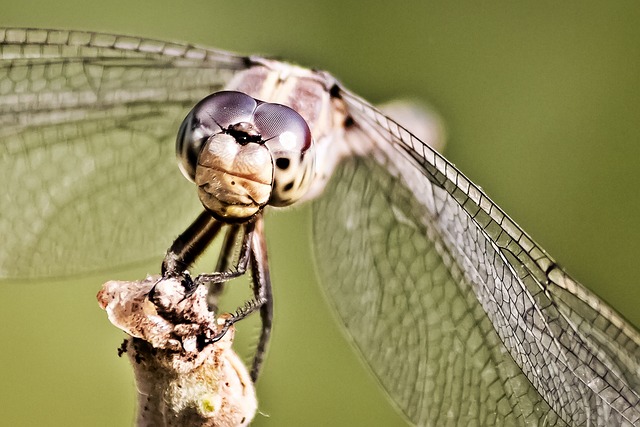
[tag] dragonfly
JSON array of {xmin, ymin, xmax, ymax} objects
[{"xmin": 1, "ymin": 28, "xmax": 638, "ymax": 426}]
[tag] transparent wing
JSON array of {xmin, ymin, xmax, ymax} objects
[
  {"xmin": 0, "ymin": 28, "xmax": 249, "ymax": 280},
  {"xmin": 311, "ymin": 88, "xmax": 640, "ymax": 425}
]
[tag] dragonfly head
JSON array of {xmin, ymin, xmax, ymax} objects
[{"xmin": 177, "ymin": 91, "xmax": 315, "ymax": 222}]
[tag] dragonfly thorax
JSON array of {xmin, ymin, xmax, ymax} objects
[{"xmin": 176, "ymin": 91, "xmax": 315, "ymax": 222}]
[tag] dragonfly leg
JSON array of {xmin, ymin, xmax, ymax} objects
[
  {"xmin": 162, "ymin": 212, "xmax": 272, "ymax": 382},
  {"xmin": 161, "ymin": 210, "xmax": 223, "ymax": 277},
  {"xmin": 161, "ymin": 212, "xmax": 252, "ymax": 296},
  {"xmin": 208, "ymin": 215, "xmax": 273, "ymax": 382},
  {"xmin": 208, "ymin": 224, "xmax": 243, "ymax": 309},
  {"xmin": 248, "ymin": 215, "xmax": 273, "ymax": 382},
  {"xmin": 192, "ymin": 221, "xmax": 253, "ymax": 287}
]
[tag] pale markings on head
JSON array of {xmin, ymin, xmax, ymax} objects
[
  {"xmin": 176, "ymin": 62, "xmax": 355, "ymax": 220},
  {"xmin": 176, "ymin": 90, "xmax": 315, "ymax": 222}
]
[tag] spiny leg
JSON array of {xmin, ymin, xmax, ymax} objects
[
  {"xmin": 161, "ymin": 211, "xmax": 253, "ymax": 293},
  {"xmin": 161, "ymin": 211, "xmax": 273, "ymax": 381},
  {"xmin": 193, "ymin": 221, "xmax": 253, "ymax": 287},
  {"xmin": 208, "ymin": 224, "xmax": 243, "ymax": 310},
  {"xmin": 208, "ymin": 215, "xmax": 273, "ymax": 382},
  {"xmin": 161, "ymin": 210, "xmax": 222, "ymax": 277},
  {"xmin": 248, "ymin": 215, "xmax": 273, "ymax": 382}
]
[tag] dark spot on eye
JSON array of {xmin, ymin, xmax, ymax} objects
[
  {"xmin": 231, "ymin": 180, "xmax": 235, "ymax": 185},
  {"xmin": 344, "ymin": 115, "xmax": 354, "ymax": 128},
  {"xmin": 284, "ymin": 181, "xmax": 294, "ymax": 191},
  {"xmin": 276, "ymin": 158, "xmax": 290, "ymax": 170}
]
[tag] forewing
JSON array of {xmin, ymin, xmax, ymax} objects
[
  {"xmin": 0, "ymin": 28, "xmax": 249, "ymax": 280},
  {"xmin": 311, "ymin": 87, "xmax": 640, "ymax": 425}
]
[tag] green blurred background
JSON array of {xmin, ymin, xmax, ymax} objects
[{"xmin": 1, "ymin": 1, "xmax": 639, "ymax": 426}]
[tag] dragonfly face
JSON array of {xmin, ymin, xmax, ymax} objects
[
  {"xmin": 176, "ymin": 90, "xmax": 314, "ymax": 221},
  {"xmin": 1, "ymin": 28, "xmax": 638, "ymax": 426}
]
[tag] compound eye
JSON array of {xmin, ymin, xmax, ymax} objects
[
  {"xmin": 254, "ymin": 103, "xmax": 312, "ymax": 153},
  {"xmin": 195, "ymin": 91, "xmax": 258, "ymax": 129},
  {"xmin": 176, "ymin": 91, "xmax": 258, "ymax": 181},
  {"xmin": 253, "ymin": 103, "xmax": 314, "ymax": 207}
]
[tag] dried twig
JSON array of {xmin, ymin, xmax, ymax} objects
[{"xmin": 97, "ymin": 275, "xmax": 257, "ymax": 427}]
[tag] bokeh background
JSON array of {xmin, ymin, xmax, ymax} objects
[{"xmin": 1, "ymin": 1, "xmax": 639, "ymax": 426}]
